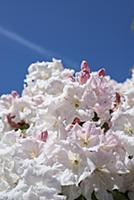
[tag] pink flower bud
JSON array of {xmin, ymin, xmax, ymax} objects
[
  {"xmin": 115, "ymin": 92, "xmax": 121, "ymax": 104},
  {"xmin": 11, "ymin": 91, "xmax": 19, "ymax": 98},
  {"xmin": 72, "ymin": 117, "xmax": 81, "ymax": 125},
  {"xmin": 81, "ymin": 60, "xmax": 90, "ymax": 73},
  {"xmin": 37, "ymin": 131, "xmax": 48, "ymax": 142},
  {"xmin": 98, "ymin": 68, "xmax": 106, "ymax": 77},
  {"xmin": 78, "ymin": 60, "xmax": 90, "ymax": 84},
  {"xmin": 65, "ymin": 117, "xmax": 81, "ymax": 132}
]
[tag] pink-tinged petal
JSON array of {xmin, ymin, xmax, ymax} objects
[
  {"xmin": 37, "ymin": 130, "xmax": 48, "ymax": 142},
  {"xmin": 78, "ymin": 71, "xmax": 90, "ymax": 84},
  {"xmin": 66, "ymin": 74, "xmax": 75, "ymax": 82},
  {"xmin": 70, "ymin": 122, "xmax": 101, "ymax": 148},
  {"xmin": 6, "ymin": 114, "xmax": 19, "ymax": 129},
  {"xmin": 100, "ymin": 133, "xmax": 122, "ymax": 152},
  {"xmin": 98, "ymin": 68, "xmax": 106, "ymax": 77},
  {"xmin": 65, "ymin": 117, "xmax": 81, "ymax": 132},
  {"xmin": 65, "ymin": 124, "xmax": 74, "ymax": 132}
]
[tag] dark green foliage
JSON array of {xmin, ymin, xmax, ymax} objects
[
  {"xmin": 92, "ymin": 112, "xmax": 99, "ymax": 122},
  {"xmin": 101, "ymin": 122, "xmax": 109, "ymax": 132},
  {"xmin": 59, "ymin": 187, "xmax": 130, "ymax": 200},
  {"xmin": 91, "ymin": 191, "xmax": 100, "ymax": 200},
  {"xmin": 75, "ymin": 195, "xmax": 87, "ymax": 200},
  {"xmin": 108, "ymin": 189, "xmax": 130, "ymax": 200},
  {"xmin": 19, "ymin": 123, "xmax": 30, "ymax": 131}
]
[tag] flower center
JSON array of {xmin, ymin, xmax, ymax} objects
[
  {"xmin": 72, "ymin": 98, "xmax": 80, "ymax": 108},
  {"xmin": 124, "ymin": 123, "xmax": 133, "ymax": 135},
  {"xmin": 68, "ymin": 151, "xmax": 81, "ymax": 166},
  {"xmin": 30, "ymin": 150, "xmax": 38, "ymax": 159},
  {"xmin": 41, "ymin": 72, "xmax": 49, "ymax": 80},
  {"xmin": 83, "ymin": 139, "xmax": 89, "ymax": 147}
]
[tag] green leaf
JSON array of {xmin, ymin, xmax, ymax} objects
[{"xmin": 20, "ymin": 123, "xmax": 30, "ymax": 131}]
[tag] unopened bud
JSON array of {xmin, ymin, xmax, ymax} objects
[{"xmin": 98, "ymin": 68, "xmax": 106, "ymax": 77}]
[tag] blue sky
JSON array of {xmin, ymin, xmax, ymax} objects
[{"xmin": 0, "ymin": 0, "xmax": 133, "ymax": 95}]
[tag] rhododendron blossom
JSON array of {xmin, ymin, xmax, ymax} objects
[{"xmin": 0, "ymin": 59, "xmax": 134, "ymax": 200}]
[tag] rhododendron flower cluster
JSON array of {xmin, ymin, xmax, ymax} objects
[{"xmin": 0, "ymin": 59, "xmax": 134, "ymax": 200}]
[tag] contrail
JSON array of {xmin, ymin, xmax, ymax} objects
[{"xmin": 0, "ymin": 25, "xmax": 78, "ymax": 68}]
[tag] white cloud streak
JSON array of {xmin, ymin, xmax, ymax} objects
[{"xmin": 0, "ymin": 25, "xmax": 78, "ymax": 67}]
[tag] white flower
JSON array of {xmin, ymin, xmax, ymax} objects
[
  {"xmin": 1, "ymin": 59, "xmax": 134, "ymax": 199},
  {"xmin": 80, "ymin": 170, "xmax": 114, "ymax": 200},
  {"xmin": 45, "ymin": 141, "xmax": 95, "ymax": 185},
  {"xmin": 14, "ymin": 138, "xmax": 44, "ymax": 160},
  {"xmin": 22, "ymin": 165, "xmax": 64, "ymax": 200},
  {"xmin": 111, "ymin": 108, "xmax": 134, "ymax": 155},
  {"xmin": 68, "ymin": 121, "xmax": 101, "ymax": 148}
]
